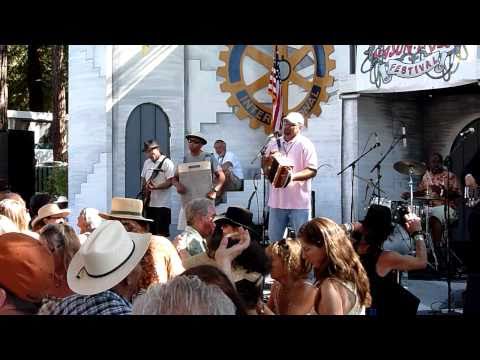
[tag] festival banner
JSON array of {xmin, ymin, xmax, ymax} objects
[{"xmin": 356, "ymin": 45, "xmax": 478, "ymax": 93}]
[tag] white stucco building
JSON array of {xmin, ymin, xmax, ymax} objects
[{"xmin": 68, "ymin": 45, "xmax": 480, "ymax": 244}]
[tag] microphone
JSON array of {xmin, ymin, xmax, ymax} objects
[
  {"xmin": 460, "ymin": 127, "xmax": 475, "ymax": 137},
  {"xmin": 374, "ymin": 132, "xmax": 381, "ymax": 147},
  {"xmin": 251, "ymin": 134, "xmax": 276, "ymax": 164},
  {"xmin": 402, "ymin": 125, "xmax": 407, "ymax": 147},
  {"xmin": 274, "ymin": 131, "xmax": 282, "ymax": 151}
]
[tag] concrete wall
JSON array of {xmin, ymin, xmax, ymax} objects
[
  {"xmin": 68, "ymin": 45, "xmax": 110, "ymax": 225},
  {"xmin": 356, "ymin": 93, "xmax": 424, "ymax": 219},
  {"xmin": 111, "ymin": 45, "xmax": 185, "ymax": 228},
  {"xmin": 68, "ymin": 45, "xmax": 353, "ymax": 233},
  {"xmin": 183, "ymin": 45, "xmax": 350, "ymax": 225}
]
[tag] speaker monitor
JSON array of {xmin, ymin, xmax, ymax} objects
[
  {"xmin": 464, "ymin": 273, "xmax": 480, "ymax": 315},
  {"xmin": 0, "ymin": 130, "xmax": 35, "ymax": 205}
]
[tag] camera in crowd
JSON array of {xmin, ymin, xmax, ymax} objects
[{"xmin": 392, "ymin": 203, "xmax": 410, "ymax": 226}]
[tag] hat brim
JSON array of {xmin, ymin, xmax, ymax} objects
[
  {"xmin": 185, "ymin": 135, "xmax": 207, "ymax": 145},
  {"xmin": 32, "ymin": 208, "xmax": 72, "ymax": 228},
  {"xmin": 283, "ymin": 119, "xmax": 303, "ymax": 126},
  {"xmin": 214, "ymin": 215, "xmax": 258, "ymax": 237},
  {"xmin": 67, "ymin": 231, "xmax": 151, "ymax": 296},
  {"xmin": 143, "ymin": 145, "xmax": 159, "ymax": 152},
  {"xmin": 99, "ymin": 212, "xmax": 154, "ymax": 223}
]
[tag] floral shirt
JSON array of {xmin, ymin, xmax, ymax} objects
[{"xmin": 418, "ymin": 170, "xmax": 460, "ymax": 207}]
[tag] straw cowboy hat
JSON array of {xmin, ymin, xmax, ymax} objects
[
  {"xmin": 99, "ymin": 197, "xmax": 153, "ymax": 223},
  {"xmin": 185, "ymin": 132, "xmax": 207, "ymax": 145},
  {"xmin": 31, "ymin": 203, "xmax": 71, "ymax": 228},
  {"xmin": 67, "ymin": 220, "xmax": 151, "ymax": 296}
]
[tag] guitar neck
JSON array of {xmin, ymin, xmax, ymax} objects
[{"xmin": 465, "ymin": 186, "xmax": 480, "ymax": 207}]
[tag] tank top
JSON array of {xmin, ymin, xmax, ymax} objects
[
  {"xmin": 360, "ymin": 248, "xmax": 398, "ymax": 316},
  {"xmin": 311, "ymin": 278, "xmax": 365, "ymax": 315}
]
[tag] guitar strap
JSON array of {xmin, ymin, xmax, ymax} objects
[{"xmin": 149, "ymin": 156, "xmax": 168, "ymax": 183}]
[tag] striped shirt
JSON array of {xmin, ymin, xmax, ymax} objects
[{"xmin": 48, "ymin": 290, "xmax": 132, "ymax": 315}]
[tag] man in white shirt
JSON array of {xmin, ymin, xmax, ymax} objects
[
  {"xmin": 141, "ymin": 140, "xmax": 175, "ymax": 237},
  {"xmin": 214, "ymin": 139, "xmax": 244, "ymax": 192}
]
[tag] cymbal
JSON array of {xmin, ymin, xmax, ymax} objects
[{"xmin": 393, "ymin": 160, "xmax": 427, "ymax": 176}]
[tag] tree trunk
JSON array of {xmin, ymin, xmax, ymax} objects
[
  {"xmin": 52, "ymin": 45, "xmax": 67, "ymax": 162},
  {"xmin": 0, "ymin": 45, "xmax": 8, "ymax": 131},
  {"xmin": 27, "ymin": 45, "xmax": 44, "ymax": 111}
]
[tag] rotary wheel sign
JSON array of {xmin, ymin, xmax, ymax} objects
[{"xmin": 217, "ymin": 45, "xmax": 336, "ymax": 133}]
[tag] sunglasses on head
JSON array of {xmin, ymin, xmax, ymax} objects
[{"xmin": 277, "ymin": 238, "xmax": 289, "ymax": 251}]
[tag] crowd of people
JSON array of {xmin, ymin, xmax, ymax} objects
[{"xmin": 1, "ymin": 111, "xmax": 451, "ymax": 316}]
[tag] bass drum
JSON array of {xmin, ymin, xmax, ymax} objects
[{"xmin": 383, "ymin": 224, "xmax": 412, "ymax": 255}]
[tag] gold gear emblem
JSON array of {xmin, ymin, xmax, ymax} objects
[{"xmin": 217, "ymin": 45, "xmax": 336, "ymax": 133}]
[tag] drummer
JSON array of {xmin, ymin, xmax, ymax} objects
[{"xmin": 402, "ymin": 153, "xmax": 461, "ymax": 244}]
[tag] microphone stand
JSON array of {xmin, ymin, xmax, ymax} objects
[
  {"xmin": 338, "ymin": 142, "xmax": 381, "ymax": 222},
  {"xmin": 250, "ymin": 136, "xmax": 274, "ymax": 246},
  {"xmin": 370, "ymin": 135, "xmax": 405, "ymax": 203}
]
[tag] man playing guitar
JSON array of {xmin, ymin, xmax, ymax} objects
[{"xmin": 140, "ymin": 140, "xmax": 175, "ymax": 237}]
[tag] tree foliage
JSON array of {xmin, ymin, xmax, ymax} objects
[{"xmin": 7, "ymin": 45, "xmax": 68, "ymax": 113}]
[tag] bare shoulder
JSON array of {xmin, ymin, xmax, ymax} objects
[
  {"xmin": 151, "ymin": 235, "xmax": 175, "ymax": 248},
  {"xmin": 150, "ymin": 235, "xmax": 178, "ymax": 255},
  {"xmin": 320, "ymin": 278, "xmax": 340, "ymax": 295},
  {"xmin": 297, "ymin": 281, "xmax": 318, "ymax": 304}
]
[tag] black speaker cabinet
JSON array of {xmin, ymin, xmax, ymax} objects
[
  {"xmin": 0, "ymin": 130, "xmax": 35, "ymax": 204},
  {"xmin": 464, "ymin": 273, "xmax": 480, "ymax": 315}
]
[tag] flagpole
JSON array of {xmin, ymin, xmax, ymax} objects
[
  {"xmin": 279, "ymin": 45, "xmax": 289, "ymax": 120},
  {"xmin": 273, "ymin": 45, "xmax": 280, "ymax": 134}
]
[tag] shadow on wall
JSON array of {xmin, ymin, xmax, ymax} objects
[{"xmin": 108, "ymin": 45, "xmax": 179, "ymax": 111}]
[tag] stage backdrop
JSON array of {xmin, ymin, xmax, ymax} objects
[{"xmin": 356, "ymin": 45, "xmax": 478, "ymax": 93}]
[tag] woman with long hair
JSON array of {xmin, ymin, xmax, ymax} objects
[
  {"xmin": 266, "ymin": 238, "xmax": 317, "ymax": 315},
  {"xmin": 297, "ymin": 217, "xmax": 371, "ymax": 315},
  {"xmin": 37, "ymin": 223, "xmax": 81, "ymax": 314},
  {"xmin": 344, "ymin": 204, "xmax": 426, "ymax": 316},
  {"xmin": 0, "ymin": 198, "xmax": 38, "ymax": 239},
  {"xmin": 39, "ymin": 224, "xmax": 81, "ymax": 298}
]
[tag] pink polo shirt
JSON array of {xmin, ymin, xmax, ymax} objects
[{"xmin": 266, "ymin": 134, "xmax": 318, "ymax": 209}]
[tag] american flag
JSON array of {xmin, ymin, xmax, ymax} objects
[{"xmin": 267, "ymin": 46, "xmax": 283, "ymax": 133}]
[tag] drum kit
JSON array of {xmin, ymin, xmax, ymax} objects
[{"xmin": 367, "ymin": 159, "xmax": 444, "ymax": 269}]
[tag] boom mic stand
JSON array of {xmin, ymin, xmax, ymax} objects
[
  {"xmin": 338, "ymin": 142, "xmax": 381, "ymax": 222},
  {"xmin": 370, "ymin": 134, "xmax": 405, "ymax": 203}
]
